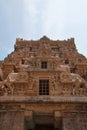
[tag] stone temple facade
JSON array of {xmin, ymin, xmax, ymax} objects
[{"xmin": 0, "ymin": 36, "xmax": 87, "ymax": 130}]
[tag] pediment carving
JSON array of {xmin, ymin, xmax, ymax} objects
[{"xmin": 36, "ymin": 42, "xmax": 55, "ymax": 57}]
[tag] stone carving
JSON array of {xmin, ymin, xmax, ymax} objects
[
  {"xmin": 0, "ymin": 82, "xmax": 14, "ymax": 96},
  {"xmin": 0, "ymin": 83, "xmax": 5, "ymax": 96},
  {"xmin": 12, "ymin": 72, "xmax": 28, "ymax": 82},
  {"xmin": 0, "ymin": 68, "xmax": 3, "ymax": 81},
  {"xmin": 28, "ymin": 73, "xmax": 37, "ymax": 91},
  {"xmin": 36, "ymin": 41, "xmax": 55, "ymax": 58},
  {"xmin": 0, "ymin": 36, "xmax": 87, "ymax": 130},
  {"xmin": 50, "ymin": 71, "xmax": 87, "ymax": 96},
  {"xmin": 0, "ymin": 36, "xmax": 87, "ymax": 97}
]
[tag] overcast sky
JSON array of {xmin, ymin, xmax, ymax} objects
[{"xmin": 0, "ymin": 0, "xmax": 87, "ymax": 60}]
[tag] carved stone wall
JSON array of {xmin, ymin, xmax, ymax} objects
[
  {"xmin": 63, "ymin": 113, "xmax": 87, "ymax": 130},
  {"xmin": 0, "ymin": 36, "xmax": 87, "ymax": 97},
  {"xmin": 0, "ymin": 36, "xmax": 87, "ymax": 130},
  {"xmin": 0, "ymin": 111, "xmax": 24, "ymax": 130}
]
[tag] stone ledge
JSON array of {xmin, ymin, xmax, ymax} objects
[{"xmin": 0, "ymin": 96, "xmax": 87, "ymax": 103}]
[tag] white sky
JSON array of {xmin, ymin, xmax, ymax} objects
[{"xmin": 0, "ymin": 0, "xmax": 87, "ymax": 59}]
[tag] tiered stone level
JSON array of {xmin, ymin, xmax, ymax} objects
[{"xmin": 0, "ymin": 36, "xmax": 87, "ymax": 130}]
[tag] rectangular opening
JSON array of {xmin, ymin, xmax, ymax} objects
[
  {"xmin": 39, "ymin": 80, "xmax": 49, "ymax": 95},
  {"xmin": 41, "ymin": 62, "xmax": 47, "ymax": 69}
]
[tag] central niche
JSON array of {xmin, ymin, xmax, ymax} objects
[
  {"xmin": 41, "ymin": 61, "xmax": 47, "ymax": 69},
  {"xmin": 25, "ymin": 112, "xmax": 63, "ymax": 130},
  {"xmin": 33, "ymin": 114, "xmax": 54, "ymax": 130}
]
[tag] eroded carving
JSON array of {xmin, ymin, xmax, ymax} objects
[{"xmin": 0, "ymin": 36, "xmax": 87, "ymax": 97}]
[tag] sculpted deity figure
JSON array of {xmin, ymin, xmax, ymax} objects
[
  {"xmin": 0, "ymin": 83, "xmax": 13, "ymax": 96},
  {"xmin": 50, "ymin": 74, "xmax": 60, "ymax": 92},
  {"xmin": 28, "ymin": 73, "xmax": 37, "ymax": 91},
  {"xmin": 0, "ymin": 84, "xmax": 5, "ymax": 96}
]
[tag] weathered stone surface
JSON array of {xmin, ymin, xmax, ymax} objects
[
  {"xmin": 0, "ymin": 36, "xmax": 87, "ymax": 130},
  {"xmin": 0, "ymin": 111, "xmax": 24, "ymax": 130},
  {"xmin": 63, "ymin": 114, "xmax": 87, "ymax": 130}
]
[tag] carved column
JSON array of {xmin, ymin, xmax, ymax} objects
[
  {"xmin": 24, "ymin": 110, "xmax": 34, "ymax": 130},
  {"xmin": 54, "ymin": 111, "xmax": 62, "ymax": 130}
]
